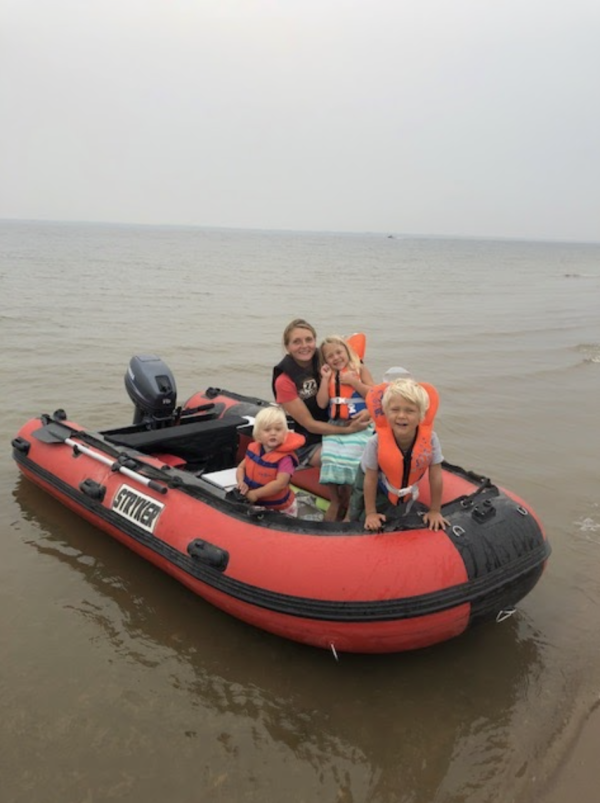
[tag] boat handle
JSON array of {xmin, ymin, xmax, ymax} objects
[{"xmin": 11, "ymin": 437, "xmax": 31, "ymax": 455}]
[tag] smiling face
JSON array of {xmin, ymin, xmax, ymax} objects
[
  {"xmin": 384, "ymin": 395, "xmax": 423, "ymax": 447},
  {"xmin": 286, "ymin": 326, "xmax": 317, "ymax": 366},
  {"xmin": 256, "ymin": 420, "xmax": 287, "ymax": 451},
  {"xmin": 322, "ymin": 342, "xmax": 350, "ymax": 372}
]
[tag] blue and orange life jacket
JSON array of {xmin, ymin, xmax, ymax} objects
[
  {"xmin": 328, "ymin": 369, "xmax": 368, "ymax": 420},
  {"xmin": 243, "ymin": 431, "xmax": 305, "ymax": 510},
  {"xmin": 327, "ymin": 332, "xmax": 368, "ymax": 420},
  {"xmin": 365, "ymin": 382, "xmax": 439, "ymax": 505}
]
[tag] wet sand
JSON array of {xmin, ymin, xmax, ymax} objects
[{"xmin": 540, "ymin": 705, "xmax": 600, "ymax": 803}]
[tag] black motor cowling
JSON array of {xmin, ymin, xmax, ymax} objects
[{"xmin": 125, "ymin": 355, "xmax": 177, "ymax": 426}]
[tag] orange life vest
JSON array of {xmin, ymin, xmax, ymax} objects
[
  {"xmin": 328, "ymin": 332, "xmax": 368, "ymax": 420},
  {"xmin": 244, "ymin": 431, "xmax": 305, "ymax": 510},
  {"xmin": 328, "ymin": 368, "xmax": 368, "ymax": 420},
  {"xmin": 346, "ymin": 332, "xmax": 366, "ymax": 360},
  {"xmin": 366, "ymin": 382, "xmax": 439, "ymax": 505}
]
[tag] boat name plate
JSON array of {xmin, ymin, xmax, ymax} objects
[{"xmin": 112, "ymin": 484, "xmax": 165, "ymax": 533}]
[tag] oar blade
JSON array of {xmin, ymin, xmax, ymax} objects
[{"xmin": 31, "ymin": 421, "xmax": 73, "ymax": 444}]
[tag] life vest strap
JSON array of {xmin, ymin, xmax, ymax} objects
[
  {"xmin": 380, "ymin": 475, "xmax": 420, "ymax": 502},
  {"xmin": 379, "ymin": 476, "xmax": 420, "ymax": 514}
]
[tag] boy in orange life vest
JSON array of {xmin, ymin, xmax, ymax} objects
[
  {"xmin": 236, "ymin": 406, "xmax": 305, "ymax": 517},
  {"xmin": 360, "ymin": 378, "xmax": 450, "ymax": 532}
]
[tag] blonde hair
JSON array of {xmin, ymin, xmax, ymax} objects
[
  {"xmin": 319, "ymin": 335, "xmax": 362, "ymax": 372},
  {"xmin": 282, "ymin": 318, "xmax": 317, "ymax": 348},
  {"xmin": 252, "ymin": 405, "xmax": 289, "ymax": 440},
  {"xmin": 382, "ymin": 378, "xmax": 430, "ymax": 421}
]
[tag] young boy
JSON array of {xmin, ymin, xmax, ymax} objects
[
  {"xmin": 236, "ymin": 406, "xmax": 305, "ymax": 516},
  {"xmin": 356, "ymin": 378, "xmax": 449, "ymax": 532}
]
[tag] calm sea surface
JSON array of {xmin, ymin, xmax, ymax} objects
[{"xmin": 1, "ymin": 220, "xmax": 599, "ymax": 802}]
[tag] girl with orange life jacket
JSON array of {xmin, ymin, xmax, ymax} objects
[
  {"xmin": 318, "ymin": 333, "xmax": 369, "ymax": 421},
  {"xmin": 315, "ymin": 334, "xmax": 375, "ymax": 521},
  {"xmin": 359, "ymin": 378, "xmax": 449, "ymax": 532},
  {"xmin": 236, "ymin": 406, "xmax": 305, "ymax": 516}
]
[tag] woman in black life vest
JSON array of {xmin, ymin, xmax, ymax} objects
[{"xmin": 272, "ymin": 318, "xmax": 371, "ymax": 468}]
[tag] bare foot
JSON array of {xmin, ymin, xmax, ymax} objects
[{"xmin": 324, "ymin": 503, "xmax": 339, "ymax": 522}]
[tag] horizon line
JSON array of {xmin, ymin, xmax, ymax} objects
[{"xmin": 1, "ymin": 216, "xmax": 599, "ymax": 247}]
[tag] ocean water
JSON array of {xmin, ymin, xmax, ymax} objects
[{"xmin": 1, "ymin": 220, "xmax": 599, "ymax": 802}]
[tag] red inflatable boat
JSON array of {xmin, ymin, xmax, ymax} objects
[{"xmin": 11, "ymin": 356, "xmax": 550, "ymax": 654}]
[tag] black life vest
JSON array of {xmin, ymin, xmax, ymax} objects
[{"xmin": 272, "ymin": 354, "xmax": 328, "ymax": 446}]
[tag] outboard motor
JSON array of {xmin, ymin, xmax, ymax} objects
[{"xmin": 125, "ymin": 355, "xmax": 177, "ymax": 427}]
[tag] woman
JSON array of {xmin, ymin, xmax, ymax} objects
[{"xmin": 272, "ymin": 319, "xmax": 370, "ymax": 468}]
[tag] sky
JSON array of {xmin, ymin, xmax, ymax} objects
[{"xmin": 2, "ymin": 0, "xmax": 599, "ymax": 242}]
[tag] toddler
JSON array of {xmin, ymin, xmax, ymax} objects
[{"xmin": 236, "ymin": 406, "xmax": 304, "ymax": 516}]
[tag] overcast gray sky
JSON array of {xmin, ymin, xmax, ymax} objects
[{"xmin": 2, "ymin": 0, "xmax": 599, "ymax": 241}]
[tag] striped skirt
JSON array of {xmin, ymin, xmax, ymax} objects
[{"xmin": 319, "ymin": 420, "xmax": 374, "ymax": 486}]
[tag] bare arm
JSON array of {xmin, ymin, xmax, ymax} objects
[
  {"xmin": 363, "ymin": 466, "xmax": 386, "ymax": 531},
  {"xmin": 422, "ymin": 462, "xmax": 450, "ymax": 531},
  {"xmin": 246, "ymin": 471, "xmax": 291, "ymax": 504},
  {"xmin": 316, "ymin": 365, "xmax": 332, "ymax": 410},
  {"xmin": 236, "ymin": 458, "xmax": 249, "ymax": 494},
  {"xmin": 281, "ymin": 397, "xmax": 370, "ymax": 436},
  {"xmin": 357, "ymin": 364, "xmax": 376, "ymax": 397},
  {"xmin": 339, "ymin": 363, "xmax": 375, "ymax": 399}
]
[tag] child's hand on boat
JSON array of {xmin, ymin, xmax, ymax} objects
[
  {"xmin": 423, "ymin": 509, "xmax": 450, "ymax": 531},
  {"xmin": 364, "ymin": 512, "xmax": 386, "ymax": 531}
]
